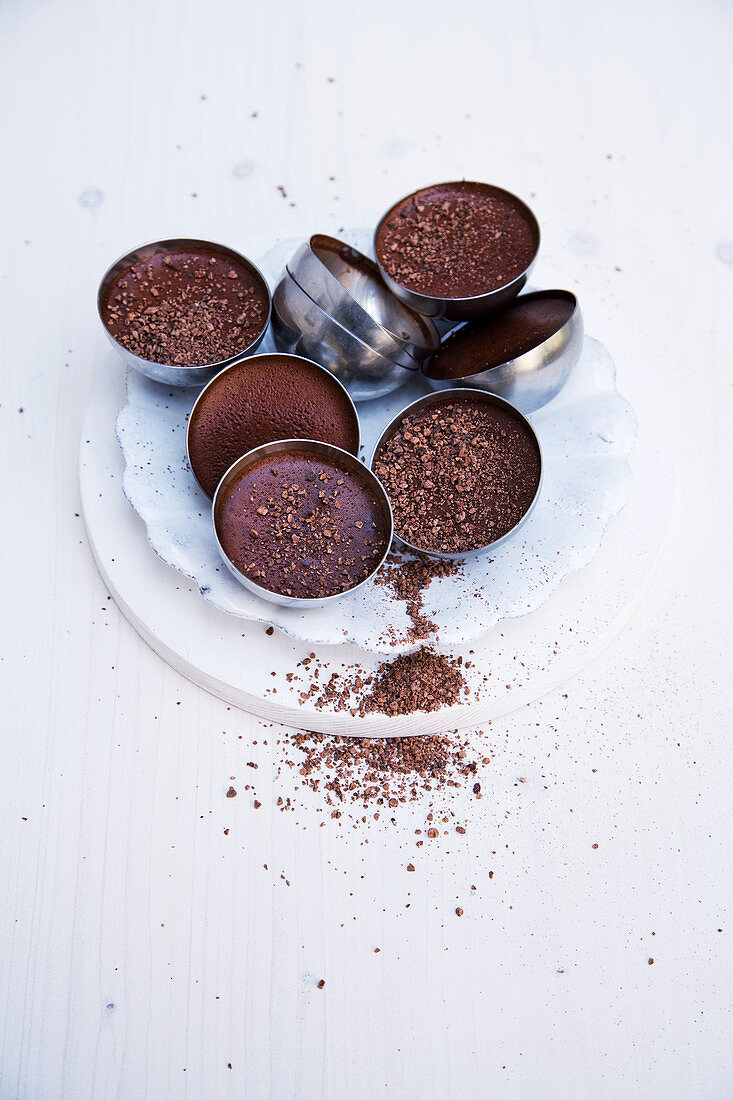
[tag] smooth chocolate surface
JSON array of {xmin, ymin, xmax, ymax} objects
[
  {"xmin": 374, "ymin": 395, "xmax": 541, "ymax": 554},
  {"xmin": 424, "ymin": 291, "xmax": 575, "ymax": 379},
  {"xmin": 103, "ymin": 245, "xmax": 269, "ymax": 366},
  {"xmin": 216, "ymin": 449, "xmax": 390, "ymax": 598},
  {"xmin": 188, "ymin": 355, "xmax": 360, "ymax": 498},
  {"xmin": 376, "ymin": 182, "xmax": 539, "ymax": 300}
]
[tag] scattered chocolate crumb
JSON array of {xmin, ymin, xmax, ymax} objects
[
  {"xmin": 648, "ymin": 958, "xmax": 654, "ymax": 965},
  {"xmin": 253, "ymin": 800, "xmax": 262, "ymax": 809},
  {"xmin": 266, "ymin": 626, "xmax": 274, "ymax": 636},
  {"xmin": 317, "ymin": 979, "xmax": 325, "ymax": 989},
  {"xmin": 406, "ymin": 863, "xmax": 415, "ymax": 872},
  {"xmin": 374, "ymin": 551, "xmax": 460, "ymax": 642},
  {"xmin": 289, "ymin": 725, "xmax": 481, "ymax": 811},
  {"xmin": 456, "ymin": 907, "xmax": 464, "ymax": 917},
  {"xmin": 226, "ymin": 787, "xmax": 237, "ymax": 798}
]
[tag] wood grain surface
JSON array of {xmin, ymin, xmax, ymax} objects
[{"xmin": 1, "ymin": 0, "xmax": 731, "ymax": 1097}]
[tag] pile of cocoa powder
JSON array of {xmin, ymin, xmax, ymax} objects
[{"xmin": 295, "ymin": 646, "xmax": 471, "ymax": 717}]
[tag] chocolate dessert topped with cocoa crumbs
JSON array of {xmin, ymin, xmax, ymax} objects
[
  {"xmin": 215, "ymin": 447, "xmax": 391, "ymax": 599},
  {"xmin": 373, "ymin": 394, "xmax": 541, "ymax": 555},
  {"xmin": 376, "ymin": 181, "xmax": 539, "ymax": 300},
  {"xmin": 102, "ymin": 244, "xmax": 269, "ymax": 366}
]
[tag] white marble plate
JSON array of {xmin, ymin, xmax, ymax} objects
[{"xmin": 115, "ymin": 233, "xmax": 637, "ymax": 655}]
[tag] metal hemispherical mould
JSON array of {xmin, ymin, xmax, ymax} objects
[
  {"xmin": 423, "ymin": 291, "xmax": 584, "ymax": 413},
  {"xmin": 98, "ymin": 237, "xmax": 272, "ymax": 387},
  {"xmin": 271, "ymin": 268, "xmax": 413, "ymax": 402},
  {"xmin": 370, "ymin": 389, "xmax": 543, "ymax": 560},
  {"xmin": 212, "ymin": 439, "xmax": 394, "ymax": 608},
  {"xmin": 287, "ymin": 234, "xmax": 440, "ymax": 366}
]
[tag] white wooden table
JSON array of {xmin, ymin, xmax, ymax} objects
[{"xmin": 1, "ymin": 1, "xmax": 731, "ymax": 1096}]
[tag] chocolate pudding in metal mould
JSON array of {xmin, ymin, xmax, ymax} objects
[
  {"xmin": 375, "ymin": 181, "xmax": 540, "ymax": 321},
  {"xmin": 98, "ymin": 238, "xmax": 272, "ymax": 386},
  {"xmin": 213, "ymin": 440, "xmax": 393, "ymax": 607},
  {"xmin": 423, "ymin": 290, "xmax": 583, "ymax": 412},
  {"xmin": 371, "ymin": 389, "xmax": 542, "ymax": 559},
  {"xmin": 187, "ymin": 353, "xmax": 360, "ymax": 499}
]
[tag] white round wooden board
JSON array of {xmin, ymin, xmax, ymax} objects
[{"xmin": 81, "ymin": 362, "xmax": 671, "ymax": 736}]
